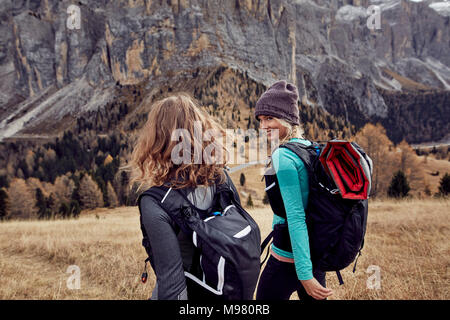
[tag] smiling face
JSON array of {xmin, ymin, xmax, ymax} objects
[{"xmin": 257, "ymin": 115, "xmax": 288, "ymax": 141}]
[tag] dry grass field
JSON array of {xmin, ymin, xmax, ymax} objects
[
  {"xmin": 419, "ymin": 155, "xmax": 450, "ymax": 195},
  {"xmin": 0, "ymin": 197, "xmax": 448, "ymax": 300}
]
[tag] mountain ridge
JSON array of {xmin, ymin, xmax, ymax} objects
[{"xmin": 0, "ymin": 0, "xmax": 449, "ymax": 144}]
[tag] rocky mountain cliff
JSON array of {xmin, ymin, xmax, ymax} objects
[{"xmin": 0, "ymin": 0, "xmax": 449, "ymax": 144}]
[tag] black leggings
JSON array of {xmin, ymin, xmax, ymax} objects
[{"xmin": 256, "ymin": 255, "xmax": 326, "ymax": 301}]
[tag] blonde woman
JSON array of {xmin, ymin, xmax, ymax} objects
[
  {"xmin": 129, "ymin": 93, "xmax": 232, "ymax": 300},
  {"xmin": 255, "ymin": 80, "xmax": 333, "ymax": 300}
]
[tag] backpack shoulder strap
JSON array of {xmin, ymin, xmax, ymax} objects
[
  {"xmin": 138, "ymin": 168, "xmax": 238, "ymax": 234},
  {"xmin": 138, "ymin": 185, "xmax": 192, "ymax": 235},
  {"xmin": 279, "ymin": 141, "xmax": 321, "ymax": 170}
]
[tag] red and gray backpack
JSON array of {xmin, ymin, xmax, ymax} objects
[
  {"xmin": 138, "ymin": 171, "xmax": 261, "ymax": 300},
  {"xmin": 261, "ymin": 140, "xmax": 373, "ymax": 284}
]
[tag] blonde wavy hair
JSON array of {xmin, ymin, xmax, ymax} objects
[
  {"xmin": 273, "ymin": 118, "xmax": 305, "ymax": 147},
  {"xmin": 128, "ymin": 93, "xmax": 227, "ymax": 192}
]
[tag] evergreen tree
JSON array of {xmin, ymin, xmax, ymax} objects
[
  {"xmin": 438, "ymin": 173, "xmax": 450, "ymax": 196},
  {"xmin": 35, "ymin": 188, "xmax": 47, "ymax": 219},
  {"xmin": 0, "ymin": 188, "xmax": 9, "ymax": 220},
  {"xmin": 262, "ymin": 193, "xmax": 269, "ymax": 205},
  {"xmin": 424, "ymin": 184, "xmax": 432, "ymax": 197},
  {"xmin": 17, "ymin": 159, "xmax": 30, "ymax": 179},
  {"xmin": 46, "ymin": 193, "xmax": 55, "ymax": 218},
  {"xmin": 106, "ymin": 182, "xmax": 119, "ymax": 208},
  {"xmin": 59, "ymin": 202, "xmax": 70, "ymax": 218},
  {"xmin": 69, "ymin": 200, "xmax": 81, "ymax": 218},
  {"xmin": 246, "ymin": 194, "xmax": 254, "ymax": 208},
  {"xmin": 240, "ymin": 173, "xmax": 246, "ymax": 187},
  {"xmin": 119, "ymin": 171, "xmax": 129, "ymax": 205},
  {"xmin": 387, "ymin": 171, "xmax": 410, "ymax": 198},
  {"xmin": 70, "ymin": 173, "xmax": 82, "ymax": 204},
  {"xmin": 0, "ymin": 175, "xmax": 8, "ymax": 189}
]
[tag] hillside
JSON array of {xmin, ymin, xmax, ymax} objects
[{"xmin": 419, "ymin": 155, "xmax": 450, "ymax": 195}]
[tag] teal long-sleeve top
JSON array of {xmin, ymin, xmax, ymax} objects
[{"xmin": 270, "ymin": 137, "xmax": 313, "ymax": 281}]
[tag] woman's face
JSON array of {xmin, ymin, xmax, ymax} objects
[{"xmin": 257, "ymin": 115, "xmax": 287, "ymax": 141}]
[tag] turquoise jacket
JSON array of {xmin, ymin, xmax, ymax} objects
[{"xmin": 270, "ymin": 137, "xmax": 313, "ymax": 281}]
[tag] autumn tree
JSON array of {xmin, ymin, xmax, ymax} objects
[
  {"xmin": 27, "ymin": 177, "xmax": 59, "ymax": 215},
  {"xmin": 396, "ymin": 140, "xmax": 425, "ymax": 195},
  {"xmin": 26, "ymin": 177, "xmax": 45, "ymax": 195},
  {"xmin": 54, "ymin": 174, "xmax": 75, "ymax": 205},
  {"xmin": 7, "ymin": 178, "xmax": 38, "ymax": 219},
  {"xmin": 79, "ymin": 174, "xmax": 104, "ymax": 209},
  {"xmin": 353, "ymin": 123, "xmax": 395, "ymax": 198}
]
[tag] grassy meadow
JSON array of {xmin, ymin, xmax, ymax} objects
[{"xmin": 0, "ymin": 197, "xmax": 448, "ymax": 300}]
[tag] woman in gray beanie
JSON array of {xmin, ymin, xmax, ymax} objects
[{"xmin": 255, "ymin": 80, "xmax": 333, "ymax": 300}]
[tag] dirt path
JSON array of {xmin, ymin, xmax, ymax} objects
[{"xmin": 0, "ymin": 249, "xmax": 101, "ymax": 299}]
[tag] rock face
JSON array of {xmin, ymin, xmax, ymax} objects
[{"xmin": 0, "ymin": 0, "xmax": 449, "ymax": 142}]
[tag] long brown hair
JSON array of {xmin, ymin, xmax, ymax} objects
[{"xmin": 128, "ymin": 93, "xmax": 228, "ymax": 192}]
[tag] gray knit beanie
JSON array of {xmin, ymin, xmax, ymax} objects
[{"xmin": 254, "ymin": 80, "xmax": 300, "ymax": 125}]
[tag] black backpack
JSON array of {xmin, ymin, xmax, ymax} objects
[
  {"xmin": 261, "ymin": 141, "xmax": 370, "ymax": 285},
  {"xmin": 137, "ymin": 171, "xmax": 261, "ymax": 300}
]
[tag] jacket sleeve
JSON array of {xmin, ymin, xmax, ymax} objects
[
  {"xmin": 272, "ymin": 148, "xmax": 314, "ymax": 281},
  {"xmin": 140, "ymin": 195, "xmax": 187, "ymax": 300}
]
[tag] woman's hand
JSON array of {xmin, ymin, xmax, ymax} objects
[{"xmin": 300, "ymin": 277, "xmax": 333, "ymax": 300}]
